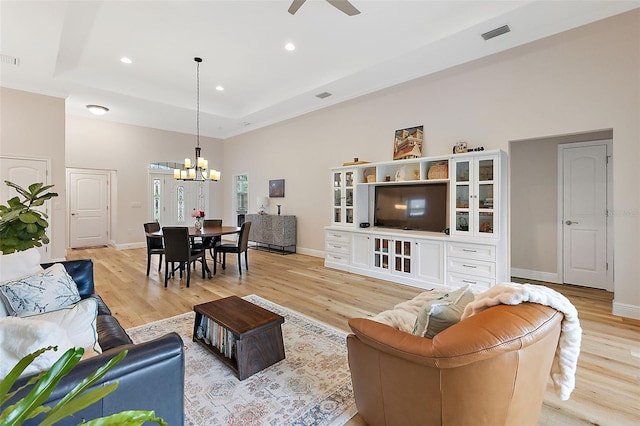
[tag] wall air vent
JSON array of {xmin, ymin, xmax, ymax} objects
[
  {"xmin": 1, "ymin": 54, "xmax": 20, "ymax": 66},
  {"xmin": 481, "ymin": 25, "xmax": 510, "ymax": 41},
  {"xmin": 315, "ymin": 92, "xmax": 332, "ymax": 99}
]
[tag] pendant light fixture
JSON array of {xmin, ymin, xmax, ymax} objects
[{"xmin": 174, "ymin": 57, "xmax": 221, "ymax": 181}]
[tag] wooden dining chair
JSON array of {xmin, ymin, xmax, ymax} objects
[
  {"xmin": 203, "ymin": 219, "xmax": 222, "ymax": 258},
  {"xmin": 162, "ymin": 226, "xmax": 205, "ymax": 288},
  {"xmin": 143, "ymin": 222, "xmax": 164, "ymax": 276},
  {"xmin": 214, "ymin": 221, "xmax": 251, "ymax": 276}
]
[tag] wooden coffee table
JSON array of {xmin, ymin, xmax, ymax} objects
[{"xmin": 193, "ymin": 296, "xmax": 285, "ymax": 380}]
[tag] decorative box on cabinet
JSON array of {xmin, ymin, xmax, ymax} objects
[{"xmin": 246, "ymin": 214, "xmax": 296, "ymax": 254}]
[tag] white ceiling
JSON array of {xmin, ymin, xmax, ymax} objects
[{"xmin": 1, "ymin": 1, "xmax": 638, "ymax": 139}]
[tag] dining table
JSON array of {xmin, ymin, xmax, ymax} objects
[{"xmin": 147, "ymin": 225, "xmax": 241, "ymax": 279}]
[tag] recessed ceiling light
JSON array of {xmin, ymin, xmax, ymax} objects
[
  {"xmin": 120, "ymin": 57, "xmax": 132, "ymax": 64},
  {"xmin": 284, "ymin": 42, "xmax": 295, "ymax": 51},
  {"xmin": 216, "ymin": 85, "xmax": 224, "ymax": 91},
  {"xmin": 86, "ymin": 105, "xmax": 109, "ymax": 115}
]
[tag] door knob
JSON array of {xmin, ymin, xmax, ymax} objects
[{"xmin": 565, "ymin": 220, "xmax": 579, "ymax": 225}]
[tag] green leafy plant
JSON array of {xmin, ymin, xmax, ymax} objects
[
  {"xmin": 0, "ymin": 346, "xmax": 166, "ymax": 426},
  {"xmin": 0, "ymin": 181, "xmax": 58, "ymax": 254}
]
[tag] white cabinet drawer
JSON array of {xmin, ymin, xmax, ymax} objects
[
  {"xmin": 447, "ymin": 257, "xmax": 495, "ymax": 279},
  {"xmin": 325, "ymin": 252, "xmax": 350, "ymax": 265},
  {"xmin": 325, "ymin": 240, "xmax": 350, "ymax": 255},
  {"xmin": 448, "ymin": 272, "xmax": 495, "ymax": 291},
  {"xmin": 448, "ymin": 242, "xmax": 495, "ymax": 262},
  {"xmin": 325, "ymin": 230, "xmax": 351, "ymax": 244}
]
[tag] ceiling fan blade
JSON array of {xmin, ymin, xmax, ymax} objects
[
  {"xmin": 288, "ymin": 0, "xmax": 307, "ymax": 15},
  {"xmin": 326, "ymin": 0, "xmax": 360, "ymax": 16}
]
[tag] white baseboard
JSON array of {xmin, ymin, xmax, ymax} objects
[
  {"xmin": 297, "ymin": 247, "xmax": 323, "ymax": 258},
  {"xmin": 114, "ymin": 242, "xmax": 146, "ymax": 250},
  {"xmin": 613, "ymin": 301, "xmax": 640, "ymax": 320},
  {"xmin": 510, "ymin": 268, "xmax": 561, "ymax": 284}
]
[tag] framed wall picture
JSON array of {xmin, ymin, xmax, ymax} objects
[
  {"xmin": 393, "ymin": 126, "xmax": 423, "ymax": 160},
  {"xmin": 269, "ymin": 179, "xmax": 285, "ymax": 197}
]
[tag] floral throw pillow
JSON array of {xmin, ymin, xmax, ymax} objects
[{"xmin": 0, "ymin": 263, "xmax": 81, "ymax": 316}]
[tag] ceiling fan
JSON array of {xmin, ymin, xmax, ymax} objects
[{"xmin": 288, "ymin": 0, "xmax": 360, "ymax": 16}]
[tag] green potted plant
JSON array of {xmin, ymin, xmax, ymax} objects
[
  {"xmin": 0, "ymin": 181, "xmax": 58, "ymax": 254},
  {"xmin": 0, "ymin": 346, "xmax": 166, "ymax": 426}
]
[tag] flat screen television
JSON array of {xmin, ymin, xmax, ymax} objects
[{"xmin": 374, "ymin": 183, "xmax": 448, "ymax": 232}]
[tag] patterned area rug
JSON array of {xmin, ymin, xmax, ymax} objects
[{"xmin": 126, "ymin": 295, "xmax": 356, "ymax": 426}]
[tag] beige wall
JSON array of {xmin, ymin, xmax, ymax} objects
[
  {"xmin": 224, "ymin": 10, "xmax": 639, "ymax": 315},
  {"xmin": 0, "ymin": 87, "xmax": 67, "ymax": 261},
  {"xmin": 65, "ymin": 116, "xmax": 225, "ymax": 246}
]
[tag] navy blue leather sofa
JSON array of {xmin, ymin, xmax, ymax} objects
[{"xmin": 8, "ymin": 259, "xmax": 185, "ymax": 425}]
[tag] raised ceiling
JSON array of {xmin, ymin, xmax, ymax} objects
[{"xmin": 1, "ymin": 1, "xmax": 637, "ymax": 139}]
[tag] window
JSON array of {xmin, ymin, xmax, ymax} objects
[
  {"xmin": 235, "ymin": 175, "xmax": 248, "ymax": 212},
  {"xmin": 153, "ymin": 179, "xmax": 161, "ymax": 222},
  {"xmin": 177, "ymin": 185, "xmax": 185, "ymax": 222}
]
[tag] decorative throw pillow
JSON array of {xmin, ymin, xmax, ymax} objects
[
  {"xmin": 412, "ymin": 285, "xmax": 475, "ymax": 338},
  {"xmin": 0, "ymin": 248, "xmax": 44, "ymax": 317},
  {"xmin": 23, "ymin": 298, "xmax": 102, "ymax": 355},
  {"xmin": 0, "ymin": 316, "xmax": 74, "ymax": 380},
  {"xmin": 0, "ymin": 263, "xmax": 81, "ymax": 316},
  {"xmin": 0, "ymin": 248, "xmax": 43, "ymax": 282}
]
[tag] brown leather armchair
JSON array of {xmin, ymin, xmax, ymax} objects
[{"xmin": 347, "ymin": 302, "xmax": 563, "ymax": 426}]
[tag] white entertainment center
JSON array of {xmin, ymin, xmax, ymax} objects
[{"xmin": 324, "ymin": 149, "xmax": 508, "ymax": 292}]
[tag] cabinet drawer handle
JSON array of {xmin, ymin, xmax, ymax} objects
[
  {"xmin": 462, "ymin": 264, "xmax": 477, "ymax": 269},
  {"xmin": 332, "ymin": 234, "xmax": 343, "ymax": 238},
  {"xmin": 333, "ymin": 245, "xmax": 342, "ymax": 249},
  {"xmin": 462, "ymin": 249, "xmax": 477, "ymax": 253},
  {"xmin": 462, "ymin": 279, "xmax": 477, "ymax": 284}
]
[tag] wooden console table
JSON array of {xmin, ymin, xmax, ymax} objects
[
  {"xmin": 193, "ymin": 296, "xmax": 285, "ymax": 380},
  {"xmin": 246, "ymin": 214, "xmax": 296, "ymax": 254}
]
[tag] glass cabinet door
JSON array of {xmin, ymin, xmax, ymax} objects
[
  {"xmin": 373, "ymin": 237, "xmax": 391, "ymax": 271},
  {"xmin": 451, "ymin": 155, "xmax": 499, "ymax": 237},
  {"xmin": 476, "ymin": 159, "xmax": 495, "ymax": 234},
  {"xmin": 332, "ymin": 169, "xmax": 355, "ymax": 226},
  {"xmin": 345, "ymin": 171, "xmax": 354, "ymax": 224},
  {"xmin": 454, "ymin": 159, "xmax": 472, "ymax": 234},
  {"xmin": 333, "ymin": 172, "xmax": 343, "ymax": 224},
  {"xmin": 393, "ymin": 239, "xmax": 412, "ymax": 274}
]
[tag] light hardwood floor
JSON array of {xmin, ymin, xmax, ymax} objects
[{"xmin": 66, "ymin": 246, "xmax": 640, "ymax": 425}]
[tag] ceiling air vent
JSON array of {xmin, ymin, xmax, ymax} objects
[
  {"xmin": 481, "ymin": 25, "xmax": 510, "ymax": 41},
  {"xmin": 315, "ymin": 92, "xmax": 332, "ymax": 99},
  {"xmin": 1, "ymin": 54, "xmax": 20, "ymax": 66}
]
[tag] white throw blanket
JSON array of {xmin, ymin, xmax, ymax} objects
[
  {"xmin": 372, "ymin": 289, "xmax": 446, "ymax": 333},
  {"xmin": 461, "ymin": 282, "xmax": 582, "ymax": 401},
  {"xmin": 0, "ymin": 316, "xmax": 74, "ymax": 380}
]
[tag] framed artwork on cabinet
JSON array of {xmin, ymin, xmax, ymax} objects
[
  {"xmin": 393, "ymin": 125, "xmax": 423, "ymax": 160},
  {"xmin": 269, "ymin": 179, "xmax": 285, "ymax": 197}
]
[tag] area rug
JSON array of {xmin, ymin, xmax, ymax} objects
[{"xmin": 126, "ymin": 295, "xmax": 356, "ymax": 426}]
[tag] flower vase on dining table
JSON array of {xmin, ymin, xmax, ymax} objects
[{"xmin": 194, "ymin": 217, "xmax": 203, "ymax": 231}]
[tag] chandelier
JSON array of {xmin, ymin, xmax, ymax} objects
[{"xmin": 174, "ymin": 57, "xmax": 221, "ymax": 181}]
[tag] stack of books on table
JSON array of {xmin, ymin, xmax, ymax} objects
[{"xmin": 197, "ymin": 316, "xmax": 237, "ymax": 359}]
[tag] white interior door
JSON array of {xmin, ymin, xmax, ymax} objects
[
  {"xmin": 68, "ymin": 169, "xmax": 109, "ymax": 248},
  {"xmin": 561, "ymin": 143, "xmax": 609, "ymax": 289},
  {"xmin": 0, "ymin": 157, "xmax": 51, "ymax": 260}
]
